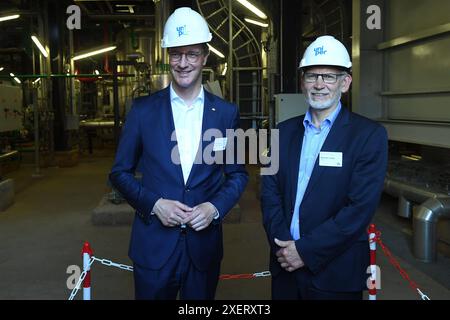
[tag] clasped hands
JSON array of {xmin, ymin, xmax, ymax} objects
[
  {"xmin": 152, "ymin": 199, "xmax": 216, "ymax": 231},
  {"xmin": 274, "ymin": 238, "xmax": 305, "ymax": 272}
]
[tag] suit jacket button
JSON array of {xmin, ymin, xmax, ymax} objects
[{"xmin": 186, "ymin": 188, "xmax": 190, "ymax": 192}]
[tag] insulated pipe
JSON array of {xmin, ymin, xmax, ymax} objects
[
  {"xmin": 154, "ymin": 0, "xmax": 171, "ymax": 69},
  {"xmin": 383, "ymin": 179, "xmax": 447, "ymax": 218},
  {"xmin": 383, "ymin": 178, "xmax": 450, "ymax": 263},
  {"xmin": 413, "ymin": 197, "xmax": 450, "ymax": 262}
]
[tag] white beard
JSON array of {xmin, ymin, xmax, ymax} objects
[{"xmin": 306, "ymin": 91, "xmax": 342, "ymax": 110}]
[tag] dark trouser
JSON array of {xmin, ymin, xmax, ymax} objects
[
  {"xmin": 272, "ymin": 268, "xmax": 363, "ymax": 300},
  {"xmin": 133, "ymin": 233, "xmax": 220, "ymax": 300}
]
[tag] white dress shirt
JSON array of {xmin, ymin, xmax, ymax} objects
[{"xmin": 170, "ymin": 83, "xmax": 204, "ymax": 184}]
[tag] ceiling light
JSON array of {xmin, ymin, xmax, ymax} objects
[
  {"xmin": 116, "ymin": 5, "xmax": 135, "ymax": 13},
  {"xmin": 236, "ymin": 0, "xmax": 267, "ymax": 19},
  {"xmin": 244, "ymin": 18, "xmax": 268, "ymax": 27},
  {"xmin": 0, "ymin": 67, "xmax": 4, "ymax": 72},
  {"xmin": 0, "ymin": 14, "xmax": 20, "ymax": 22},
  {"xmin": 207, "ymin": 44, "xmax": 225, "ymax": 59},
  {"xmin": 10, "ymin": 73, "xmax": 21, "ymax": 84},
  {"xmin": 31, "ymin": 35, "xmax": 49, "ymax": 58},
  {"xmin": 72, "ymin": 46, "xmax": 117, "ymax": 61},
  {"xmin": 221, "ymin": 63, "xmax": 228, "ymax": 76}
]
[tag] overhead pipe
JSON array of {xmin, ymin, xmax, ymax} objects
[{"xmin": 384, "ymin": 178, "xmax": 450, "ymax": 262}]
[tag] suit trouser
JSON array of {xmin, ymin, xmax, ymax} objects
[
  {"xmin": 133, "ymin": 231, "xmax": 221, "ymax": 300},
  {"xmin": 272, "ymin": 268, "xmax": 363, "ymax": 300}
]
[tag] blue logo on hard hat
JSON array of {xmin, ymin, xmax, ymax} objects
[
  {"xmin": 176, "ymin": 25, "xmax": 188, "ymax": 37},
  {"xmin": 314, "ymin": 46, "xmax": 327, "ymax": 56}
]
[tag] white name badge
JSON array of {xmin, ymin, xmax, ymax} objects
[
  {"xmin": 319, "ymin": 151, "xmax": 343, "ymax": 167},
  {"xmin": 213, "ymin": 137, "xmax": 228, "ymax": 151}
]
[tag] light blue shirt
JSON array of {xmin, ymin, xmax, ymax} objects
[{"xmin": 290, "ymin": 103, "xmax": 342, "ymax": 240}]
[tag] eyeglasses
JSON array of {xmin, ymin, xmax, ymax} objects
[
  {"xmin": 303, "ymin": 72, "xmax": 346, "ymax": 84},
  {"xmin": 168, "ymin": 51, "xmax": 203, "ymax": 63}
]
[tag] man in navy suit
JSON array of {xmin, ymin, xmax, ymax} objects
[
  {"xmin": 109, "ymin": 7, "xmax": 248, "ymax": 300},
  {"xmin": 261, "ymin": 35, "xmax": 388, "ymax": 300}
]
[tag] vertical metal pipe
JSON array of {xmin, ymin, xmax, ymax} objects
[
  {"xmin": 32, "ymin": 87, "xmax": 41, "ymax": 177},
  {"xmin": 398, "ymin": 196, "xmax": 412, "ymax": 218},
  {"xmin": 252, "ymin": 71, "xmax": 257, "ymax": 128},
  {"xmin": 413, "ymin": 197, "xmax": 450, "ymax": 262},
  {"xmin": 154, "ymin": 0, "xmax": 171, "ymax": 71},
  {"xmin": 228, "ymin": 0, "xmax": 233, "ymax": 102},
  {"xmin": 69, "ymin": 29, "xmax": 75, "ymax": 115},
  {"xmin": 113, "ymin": 60, "xmax": 120, "ymax": 147}
]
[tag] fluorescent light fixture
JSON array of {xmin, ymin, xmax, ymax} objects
[
  {"xmin": 244, "ymin": 18, "xmax": 268, "ymax": 27},
  {"xmin": 207, "ymin": 44, "xmax": 225, "ymax": 58},
  {"xmin": 221, "ymin": 63, "xmax": 228, "ymax": 76},
  {"xmin": 10, "ymin": 73, "xmax": 21, "ymax": 84},
  {"xmin": 31, "ymin": 35, "xmax": 48, "ymax": 58},
  {"xmin": 116, "ymin": 4, "xmax": 135, "ymax": 13},
  {"xmin": 33, "ymin": 78, "xmax": 41, "ymax": 84},
  {"xmin": 72, "ymin": 46, "xmax": 117, "ymax": 61},
  {"xmin": 0, "ymin": 14, "xmax": 20, "ymax": 22},
  {"xmin": 236, "ymin": 0, "xmax": 267, "ymax": 19},
  {"xmin": 0, "ymin": 67, "xmax": 4, "ymax": 71}
]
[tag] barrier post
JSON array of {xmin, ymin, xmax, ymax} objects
[
  {"xmin": 368, "ymin": 224, "xmax": 377, "ymax": 300},
  {"xmin": 82, "ymin": 242, "xmax": 93, "ymax": 300}
]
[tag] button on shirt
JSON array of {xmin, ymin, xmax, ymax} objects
[
  {"xmin": 170, "ymin": 84, "xmax": 204, "ymax": 184},
  {"xmin": 290, "ymin": 103, "xmax": 342, "ymax": 240}
]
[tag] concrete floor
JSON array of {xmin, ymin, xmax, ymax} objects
[{"xmin": 0, "ymin": 153, "xmax": 449, "ymax": 300}]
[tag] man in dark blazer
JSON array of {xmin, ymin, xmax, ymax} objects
[
  {"xmin": 261, "ymin": 35, "xmax": 388, "ymax": 300},
  {"xmin": 109, "ymin": 7, "xmax": 248, "ymax": 300}
]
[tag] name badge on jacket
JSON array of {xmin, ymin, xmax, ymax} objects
[
  {"xmin": 213, "ymin": 137, "xmax": 228, "ymax": 151},
  {"xmin": 319, "ymin": 151, "xmax": 342, "ymax": 167}
]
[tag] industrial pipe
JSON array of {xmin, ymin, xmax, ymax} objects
[
  {"xmin": 413, "ymin": 197, "xmax": 450, "ymax": 262},
  {"xmin": 383, "ymin": 178, "xmax": 447, "ymax": 218},
  {"xmin": 384, "ymin": 178, "xmax": 450, "ymax": 262}
]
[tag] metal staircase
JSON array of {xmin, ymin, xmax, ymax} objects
[{"xmin": 196, "ymin": 0, "xmax": 266, "ymax": 129}]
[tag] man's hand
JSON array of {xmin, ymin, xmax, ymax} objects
[
  {"xmin": 185, "ymin": 202, "xmax": 216, "ymax": 231},
  {"xmin": 152, "ymin": 199, "xmax": 192, "ymax": 227},
  {"xmin": 274, "ymin": 238, "xmax": 305, "ymax": 272}
]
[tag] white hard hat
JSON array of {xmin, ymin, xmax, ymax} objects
[
  {"xmin": 161, "ymin": 7, "xmax": 212, "ymax": 48},
  {"xmin": 299, "ymin": 35, "xmax": 352, "ymax": 69}
]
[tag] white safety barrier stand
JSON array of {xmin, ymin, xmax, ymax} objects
[
  {"xmin": 368, "ymin": 224, "xmax": 377, "ymax": 300},
  {"xmin": 369, "ymin": 224, "xmax": 431, "ymax": 301},
  {"xmin": 82, "ymin": 242, "xmax": 93, "ymax": 300}
]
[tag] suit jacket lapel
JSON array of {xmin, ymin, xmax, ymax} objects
[
  {"xmin": 158, "ymin": 87, "xmax": 185, "ymax": 186},
  {"xmin": 302, "ymin": 107, "xmax": 350, "ymax": 202},
  {"xmin": 185, "ymin": 90, "xmax": 217, "ymax": 186},
  {"xmin": 289, "ymin": 117, "xmax": 305, "ymax": 210}
]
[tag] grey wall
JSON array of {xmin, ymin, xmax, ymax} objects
[{"xmin": 353, "ymin": 0, "xmax": 450, "ymax": 149}]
